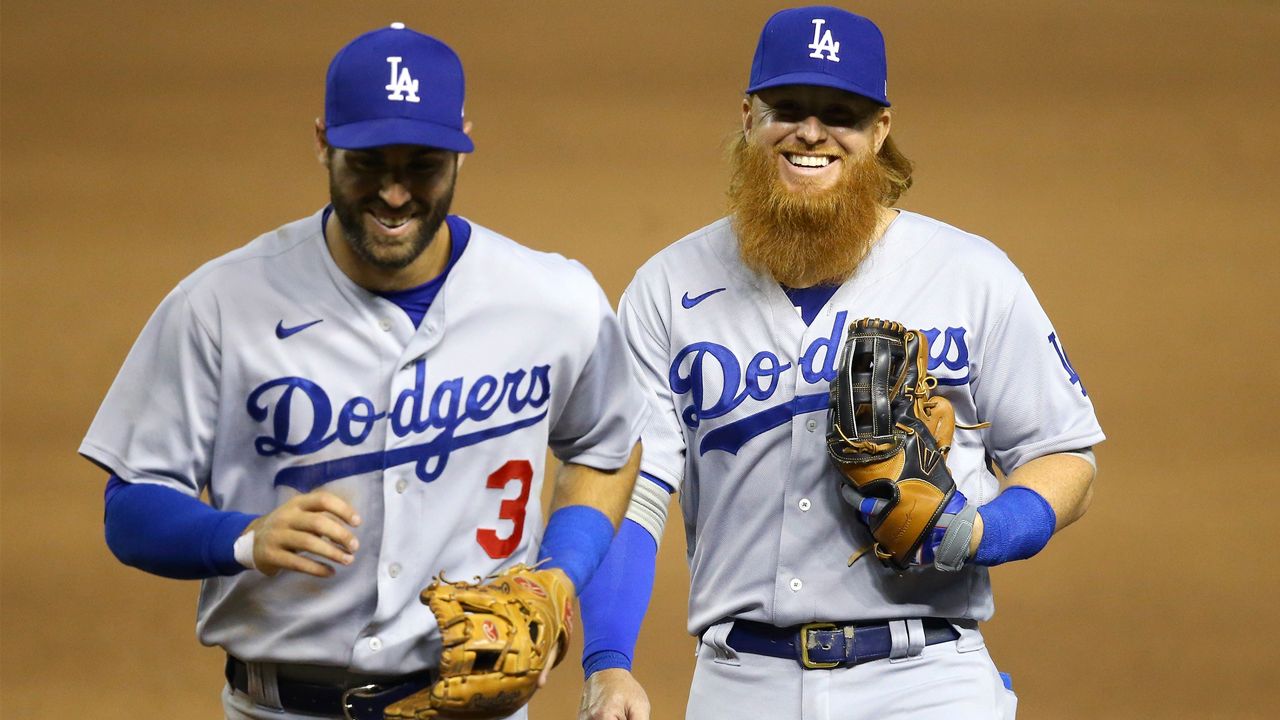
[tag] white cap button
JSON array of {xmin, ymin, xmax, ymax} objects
[
  {"xmin": 790, "ymin": 578, "xmax": 803, "ymax": 592},
  {"xmin": 390, "ymin": 22, "xmax": 406, "ymax": 30},
  {"xmin": 798, "ymin": 498, "xmax": 811, "ymax": 512}
]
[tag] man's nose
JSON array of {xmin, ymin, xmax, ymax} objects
[
  {"xmin": 380, "ymin": 179, "xmax": 411, "ymax": 208},
  {"xmin": 795, "ymin": 116, "xmax": 828, "ymax": 145}
]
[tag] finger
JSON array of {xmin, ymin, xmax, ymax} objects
[
  {"xmin": 296, "ymin": 491, "xmax": 362, "ymax": 527},
  {"xmin": 260, "ymin": 547, "xmax": 336, "ymax": 578},
  {"xmin": 632, "ymin": 699, "xmax": 652, "ymax": 720},
  {"xmin": 279, "ymin": 529, "xmax": 355, "ymax": 566},
  {"xmin": 294, "ymin": 511, "xmax": 360, "ymax": 553}
]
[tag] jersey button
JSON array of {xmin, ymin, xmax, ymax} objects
[
  {"xmin": 798, "ymin": 498, "xmax": 811, "ymax": 512},
  {"xmin": 388, "ymin": 563, "xmax": 402, "ymax": 579},
  {"xmin": 395, "ymin": 478, "xmax": 408, "ymax": 494},
  {"xmin": 806, "ymin": 419, "xmax": 818, "ymax": 432},
  {"xmin": 789, "ymin": 578, "xmax": 803, "ymax": 592},
  {"xmin": 378, "ymin": 318, "xmax": 393, "ymax": 332},
  {"xmin": 368, "ymin": 637, "xmax": 383, "ymax": 652}
]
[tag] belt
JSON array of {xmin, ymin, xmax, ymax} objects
[
  {"xmin": 225, "ymin": 656, "xmax": 434, "ymax": 720},
  {"xmin": 726, "ymin": 618, "xmax": 959, "ymax": 669}
]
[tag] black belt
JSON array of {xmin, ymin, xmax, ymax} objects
[
  {"xmin": 726, "ymin": 618, "xmax": 959, "ymax": 669},
  {"xmin": 225, "ymin": 656, "xmax": 434, "ymax": 720}
]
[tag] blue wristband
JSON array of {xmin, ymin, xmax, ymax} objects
[
  {"xmin": 973, "ymin": 486, "xmax": 1057, "ymax": 566},
  {"xmin": 104, "ymin": 476, "xmax": 257, "ymax": 579},
  {"xmin": 580, "ymin": 518, "xmax": 658, "ymax": 677},
  {"xmin": 536, "ymin": 505, "xmax": 615, "ymax": 591}
]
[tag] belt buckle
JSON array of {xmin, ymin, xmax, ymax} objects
[{"xmin": 799, "ymin": 622, "xmax": 842, "ymax": 669}]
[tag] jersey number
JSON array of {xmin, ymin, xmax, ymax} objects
[{"xmin": 476, "ymin": 460, "xmax": 533, "ymax": 558}]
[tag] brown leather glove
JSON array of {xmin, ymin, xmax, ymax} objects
[
  {"xmin": 826, "ymin": 318, "xmax": 966, "ymax": 571},
  {"xmin": 384, "ymin": 565, "xmax": 574, "ymax": 719}
]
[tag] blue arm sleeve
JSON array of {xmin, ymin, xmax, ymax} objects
[
  {"xmin": 536, "ymin": 505, "xmax": 615, "ymax": 592},
  {"xmin": 579, "ymin": 518, "xmax": 658, "ymax": 677},
  {"xmin": 103, "ymin": 476, "xmax": 257, "ymax": 579},
  {"xmin": 973, "ymin": 486, "xmax": 1057, "ymax": 566}
]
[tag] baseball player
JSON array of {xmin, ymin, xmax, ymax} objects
[
  {"xmin": 576, "ymin": 7, "xmax": 1104, "ymax": 720},
  {"xmin": 80, "ymin": 24, "xmax": 649, "ymax": 720}
]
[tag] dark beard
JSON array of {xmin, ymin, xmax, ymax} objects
[
  {"xmin": 329, "ymin": 177, "xmax": 454, "ymax": 271},
  {"xmin": 727, "ymin": 136, "xmax": 888, "ymax": 287}
]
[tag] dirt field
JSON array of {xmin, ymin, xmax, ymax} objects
[{"xmin": 3, "ymin": 1, "xmax": 1277, "ymax": 718}]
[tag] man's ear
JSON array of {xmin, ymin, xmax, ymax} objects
[
  {"xmin": 741, "ymin": 96, "xmax": 754, "ymax": 138},
  {"xmin": 872, "ymin": 110, "xmax": 891, "ymax": 154},
  {"xmin": 314, "ymin": 118, "xmax": 331, "ymax": 166},
  {"xmin": 457, "ymin": 120, "xmax": 473, "ymax": 170}
]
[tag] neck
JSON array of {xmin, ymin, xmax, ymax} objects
[{"xmin": 325, "ymin": 213, "xmax": 453, "ymax": 293}]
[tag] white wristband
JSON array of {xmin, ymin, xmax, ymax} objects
[{"xmin": 234, "ymin": 530, "xmax": 257, "ymax": 570}]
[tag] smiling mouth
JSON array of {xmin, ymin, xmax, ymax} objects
[
  {"xmin": 368, "ymin": 212, "xmax": 415, "ymax": 230},
  {"xmin": 784, "ymin": 153, "xmax": 838, "ymax": 168}
]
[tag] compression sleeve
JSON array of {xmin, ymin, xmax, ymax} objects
[
  {"xmin": 536, "ymin": 505, "xmax": 615, "ymax": 592},
  {"xmin": 103, "ymin": 476, "xmax": 257, "ymax": 579},
  {"xmin": 973, "ymin": 486, "xmax": 1057, "ymax": 566},
  {"xmin": 579, "ymin": 518, "xmax": 659, "ymax": 677}
]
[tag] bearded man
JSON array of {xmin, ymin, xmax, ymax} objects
[
  {"xmin": 574, "ymin": 7, "xmax": 1103, "ymax": 720},
  {"xmin": 82, "ymin": 23, "xmax": 648, "ymax": 719}
]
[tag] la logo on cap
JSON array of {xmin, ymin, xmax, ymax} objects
[
  {"xmin": 807, "ymin": 18, "xmax": 841, "ymax": 62},
  {"xmin": 385, "ymin": 56, "xmax": 420, "ymax": 103}
]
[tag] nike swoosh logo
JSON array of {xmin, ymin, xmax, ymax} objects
[
  {"xmin": 275, "ymin": 319, "xmax": 324, "ymax": 339},
  {"xmin": 681, "ymin": 288, "xmax": 726, "ymax": 309}
]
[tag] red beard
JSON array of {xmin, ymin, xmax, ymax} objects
[{"xmin": 727, "ymin": 136, "xmax": 890, "ymax": 287}]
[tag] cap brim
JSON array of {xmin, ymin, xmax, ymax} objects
[
  {"xmin": 327, "ymin": 117, "xmax": 474, "ymax": 153},
  {"xmin": 747, "ymin": 72, "xmax": 889, "ymax": 107}
]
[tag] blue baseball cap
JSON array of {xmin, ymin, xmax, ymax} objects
[
  {"xmin": 747, "ymin": 6, "xmax": 890, "ymax": 107},
  {"xmin": 324, "ymin": 22, "xmax": 473, "ymax": 153}
]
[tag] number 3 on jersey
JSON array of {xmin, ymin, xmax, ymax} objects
[{"xmin": 476, "ymin": 460, "xmax": 533, "ymax": 558}]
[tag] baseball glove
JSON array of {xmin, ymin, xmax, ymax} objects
[
  {"xmin": 383, "ymin": 565, "xmax": 574, "ymax": 719},
  {"xmin": 826, "ymin": 318, "xmax": 983, "ymax": 572}
]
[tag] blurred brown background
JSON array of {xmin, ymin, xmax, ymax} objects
[{"xmin": 3, "ymin": 1, "xmax": 1277, "ymax": 718}]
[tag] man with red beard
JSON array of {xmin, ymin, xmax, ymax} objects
[{"xmin": 576, "ymin": 7, "xmax": 1103, "ymax": 720}]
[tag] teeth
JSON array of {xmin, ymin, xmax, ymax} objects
[
  {"xmin": 786, "ymin": 154, "xmax": 833, "ymax": 168},
  {"xmin": 374, "ymin": 215, "xmax": 409, "ymax": 228}
]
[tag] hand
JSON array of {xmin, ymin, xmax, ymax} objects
[
  {"xmin": 243, "ymin": 490, "xmax": 361, "ymax": 577},
  {"xmin": 840, "ymin": 484, "xmax": 977, "ymax": 570},
  {"xmin": 579, "ymin": 669, "xmax": 650, "ymax": 720}
]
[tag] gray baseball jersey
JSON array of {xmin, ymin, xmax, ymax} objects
[
  {"xmin": 620, "ymin": 211, "xmax": 1104, "ymax": 635},
  {"xmin": 81, "ymin": 209, "xmax": 649, "ymax": 673}
]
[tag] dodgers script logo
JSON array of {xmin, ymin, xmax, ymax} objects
[
  {"xmin": 669, "ymin": 311, "xmax": 970, "ymax": 455},
  {"xmin": 385, "ymin": 56, "xmax": 421, "ymax": 102},
  {"xmin": 808, "ymin": 19, "xmax": 841, "ymax": 62},
  {"xmin": 246, "ymin": 358, "xmax": 551, "ymax": 492}
]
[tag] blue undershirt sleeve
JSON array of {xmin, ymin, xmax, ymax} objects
[
  {"xmin": 103, "ymin": 476, "xmax": 257, "ymax": 579},
  {"xmin": 579, "ymin": 518, "xmax": 659, "ymax": 677},
  {"xmin": 536, "ymin": 505, "xmax": 615, "ymax": 592}
]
